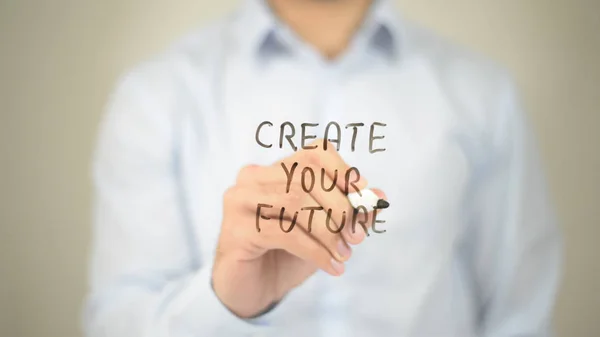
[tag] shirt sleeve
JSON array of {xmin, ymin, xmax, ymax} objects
[
  {"xmin": 83, "ymin": 66, "xmax": 275, "ymax": 337},
  {"xmin": 464, "ymin": 75, "xmax": 563, "ymax": 337}
]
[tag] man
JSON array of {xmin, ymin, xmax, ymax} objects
[{"xmin": 84, "ymin": 0, "xmax": 562, "ymax": 336}]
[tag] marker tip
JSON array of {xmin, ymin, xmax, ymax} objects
[{"xmin": 375, "ymin": 199, "xmax": 390, "ymax": 209}]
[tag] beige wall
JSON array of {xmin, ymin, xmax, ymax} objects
[
  {"xmin": 1, "ymin": 0, "xmax": 599, "ymax": 336},
  {"xmin": 0, "ymin": 242, "xmax": 14, "ymax": 337}
]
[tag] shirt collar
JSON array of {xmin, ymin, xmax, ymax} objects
[{"xmin": 236, "ymin": 0, "xmax": 402, "ymax": 62}]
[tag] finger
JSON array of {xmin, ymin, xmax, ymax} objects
[
  {"xmin": 343, "ymin": 188, "xmax": 388, "ymax": 245},
  {"xmin": 233, "ymin": 165, "xmax": 387, "ymax": 248},
  {"xmin": 235, "ymin": 184, "xmax": 352, "ymax": 262},
  {"xmin": 298, "ymin": 205, "xmax": 352, "ymax": 262},
  {"xmin": 370, "ymin": 187, "xmax": 387, "ymax": 201},
  {"xmin": 257, "ymin": 163, "xmax": 355, "ymax": 238},
  {"xmin": 304, "ymin": 168, "xmax": 354, "ymax": 235},
  {"xmin": 293, "ymin": 138, "xmax": 369, "ymax": 193},
  {"xmin": 238, "ymin": 163, "xmax": 361, "ymax": 239},
  {"xmin": 256, "ymin": 220, "xmax": 345, "ymax": 276}
]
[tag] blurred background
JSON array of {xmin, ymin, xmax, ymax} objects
[{"xmin": 1, "ymin": 0, "xmax": 599, "ymax": 336}]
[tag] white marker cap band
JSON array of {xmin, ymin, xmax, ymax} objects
[{"xmin": 347, "ymin": 189, "xmax": 380, "ymax": 211}]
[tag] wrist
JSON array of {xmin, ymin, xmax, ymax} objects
[{"xmin": 211, "ymin": 276, "xmax": 278, "ymax": 319}]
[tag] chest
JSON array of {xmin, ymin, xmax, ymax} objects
[
  {"xmin": 176, "ymin": 60, "xmax": 476, "ymax": 332},
  {"xmin": 186, "ymin": 59, "xmax": 471, "ymax": 253}
]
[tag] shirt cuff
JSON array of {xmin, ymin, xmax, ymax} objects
[{"xmin": 165, "ymin": 262, "xmax": 276, "ymax": 336}]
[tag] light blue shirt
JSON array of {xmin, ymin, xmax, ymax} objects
[{"xmin": 84, "ymin": 0, "xmax": 562, "ymax": 336}]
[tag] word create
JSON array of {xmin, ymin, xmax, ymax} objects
[
  {"xmin": 255, "ymin": 121, "xmax": 387, "ymax": 153},
  {"xmin": 255, "ymin": 204, "xmax": 386, "ymax": 234}
]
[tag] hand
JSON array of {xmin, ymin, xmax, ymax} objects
[{"xmin": 211, "ymin": 139, "xmax": 387, "ymax": 318}]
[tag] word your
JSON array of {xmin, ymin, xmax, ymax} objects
[
  {"xmin": 280, "ymin": 162, "xmax": 362, "ymax": 195},
  {"xmin": 255, "ymin": 121, "xmax": 387, "ymax": 153}
]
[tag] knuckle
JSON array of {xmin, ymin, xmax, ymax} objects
[
  {"xmin": 306, "ymin": 242, "xmax": 323, "ymax": 261},
  {"xmin": 222, "ymin": 186, "xmax": 239, "ymax": 204},
  {"xmin": 342, "ymin": 211, "xmax": 352, "ymax": 231},
  {"xmin": 260, "ymin": 182, "xmax": 278, "ymax": 195},
  {"xmin": 230, "ymin": 221, "xmax": 251, "ymax": 242},
  {"xmin": 305, "ymin": 163, "xmax": 321, "ymax": 175},
  {"xmin": 309, "ymin": 137, "xmax": 324, "ymax": 148},
  {"xmin": 302, "ymin": 150, "xmax": 322, "ymax": 167},
  {"xmin": 281, "ymin": 196, "xmax": 299, "ymax": 211},
  {"xmin": 322, "ymin": 227, "xmax": 340, "ymax": 246},
  {"xmin": 285, "ymin": 183, "xmax": 303, "ymax": 200},
  {"xmin": 277, "ymin": 182, "xmax": 295, "ymax": 196},
  {"xmin": 322, "ymin": 139, "xmax": 336, "ymax": 152},
  {"xmin": 292, "ymin": 232, "xmax": 319, "ymax": 258},
  {"xmin": 236, "ymin": 165, "xmax": 257, "ymax": 185}
]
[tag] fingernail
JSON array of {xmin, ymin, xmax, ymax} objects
[
  {"xmin": 359, "ymin": 176, "xmax": 369, "ymax": 188},
  {"xmin": 351, "ymin": 227, "xmax": 366, "ymax": 242},
  {"xmin": 336, "ymin": 240, "xmax": 352, "ymax": 260},
  {"xmin": 330, "ymin": 258, "xmax": 345, "ymax": 275},
  {"xmin": 348, "ymin": 188, "xmax": 379, "ymax": 211},
  {"xmin": 349, "ymin": 169, "xmax": 368, "ymax": 189}
]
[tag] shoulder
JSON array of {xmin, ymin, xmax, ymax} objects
[
  {"xmin": 108, "ymin": 8, "xmax": 246, "ymax": 115},
  {"xmin": 401, "ymin": 21, "xmax": 522, "ymax": 139},
  {"xmin": 401, "ymin": 21, "xmax": 515, "ymax": 96},
  {"xmin": 97, "ymin": 16, "xmax": 234, "ymax": 158},
  {"xmin": 113, "ymin": 15, "xmax": 231, "ymax": 103},
  {"xmin": 397, "ymin": 20, "xmax": 526, "ymax": 159}
]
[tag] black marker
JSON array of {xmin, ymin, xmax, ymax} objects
[{"xmin": 347, "ymin": 189, "xmax": 390, "ymax": 211}]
